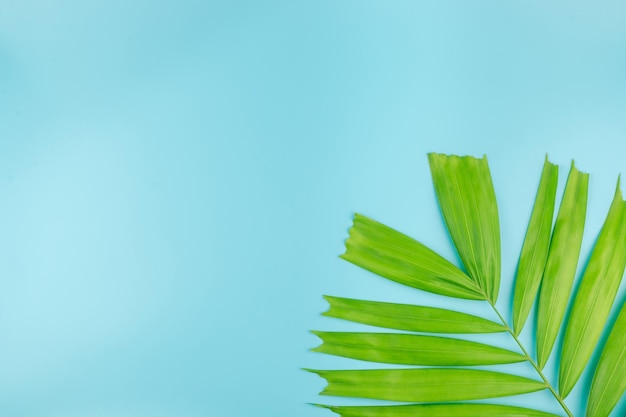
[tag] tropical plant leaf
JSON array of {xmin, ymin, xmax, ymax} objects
[
  {"xmin": 586, "ymin": 300, "xmax": 626, "ymax": 417},
  {"xmin": 558, "ymin": 179, "xmax": 626, "ymax": 397},
  {"xmin": 428, "ymin": 153, "xmax": 501, "ymax": 303},
  {"xmin": 309, "ymin": 368, "xmax": 546, "ymax": 402},
  {"xmin": 322, "ymin": 295, "xmax": 506, "ymax": 334},
  {"xmin": 512, "ymin": 156, "xmax": 559, "ymax": 335},
  {"xmin": 316, "ymin": 403, "xmax": 561, "ymax": 417},
  {"xmin": 311, "ymin": 331, "xmax": 526, "ymax": 365},
  {"xmin": 536, "ymin": 162, "xmax": 589, "ymax": 369},
  {"xmin": 308, "ymin": 154, "xmax": 626, "ymax": 417},
  {"xmin": 340, "ymin": 214, "xmax": 484, "ymax": 300}
]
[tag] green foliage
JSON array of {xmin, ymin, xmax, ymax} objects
[
  {"xmin": 512, "ymin": 157, "xmax": 558, "ymax": 336},
  {"xmin": 536, "ymin": 162, "xmax": 588, "ymax": 370},
  {"xmin": 309, "ymin": 154, "xmax": 626, "ymax": 417}
]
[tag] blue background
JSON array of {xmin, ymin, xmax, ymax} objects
[{"xmin": 1, "ymin": 1, "xmax": 625, "ymax": 416}]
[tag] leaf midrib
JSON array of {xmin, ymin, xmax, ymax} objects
[{"xmin": 486, "ymin": 298, "xmax": 575, "ymax": 417}]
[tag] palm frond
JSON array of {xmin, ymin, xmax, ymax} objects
[
  {"xmin": 428, "ymin": 153, "xmax": 500, "ymax": 303},
  {"xmin": 311, "ymin": 331, "xmax": 526, "ymax": 366},
  {"xmin": 586, "ymin": 301, "xmax": 626, "ymax": 417},
  {"xmin": 512, "ymin": 156, "xmax": 558, "ymax": 335},
  {"xmin": 536, "ymin": 162, "xmax": 588, "ymax": 369},
  {"xmin": 558, "ymin": 179, "xmax": 626, "ymax": 397},
  {"xmin": 308, "ymin": 368, "xmax": 546, "ymax": 402},
  {"xmin": 340, "ymin": 214, "xmax": 483, "ymax": 300},
  {"xmin": 314, "ymin": 403, "xmax": 562, "ymax": 417},
  {"xmin": 322, "ymin": 295, "xmax": 506, "ymax": 334},
  {"xmin": 308, "ymin": 153, "xmax": 626, "ymax": 417}
]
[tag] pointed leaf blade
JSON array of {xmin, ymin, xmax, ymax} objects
[
  {"xmin": 559, "ymin": 180, "xmax": 626, "ymax": 397},
  {"xmin": 341, "ymin": 214, "xmax": 484, "ymax": 300},
  {"xmin": 536, "ymin": 162, "xmax": 588, "ymax": 368},
  {"xmin": 586, "ymin": 301, "xmax": 626, "ymax": 417},
  {"xmin": 512, "ymin": 157, "xmax": 559, "ymax": 335},
  {"xmin": 323, "ymin": 295, "xmax": 505, "ymax": 334},
  {"xmin": 312, "ymin": 331, "xmax": 526, "ymax": 366},
  {"xmin": 317, "ymin": 403, "xmax": 561, "ymax": 417},
  {"xmin": 310, "ymin": 368, "xmax": 546, "ymax": 402},
  {"xmin": 428, "ymin": 153, "xmax": 501, "ymax": 303}
]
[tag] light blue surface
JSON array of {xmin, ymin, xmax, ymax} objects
[{"xmin": 1, "ymin": 1, "xmax": 626, "ymax": 416}]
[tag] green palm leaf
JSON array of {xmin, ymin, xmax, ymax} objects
[
  {"xmin": 308, "ymin": 368, "xmax": 545, "ymax": 402},
  {"xmin": 316, "ymin": 403, "xmax": 561, "ymax": 417},
  {"xmin": 536, "ymin": 162, "xmax": 588, "ymax": 369},
  {"xmin": 311, "ymin": 331, "xmax": 525, "ymax": 365},
  {"xmin": 341, "ymin": 214, "xmax": 484, "ymax": 300},
  {"xmin": 322, "ymin": 295, "xmax": 505, "ymax": 334},
  {"xmin": 512, "ymin": 156, "xmax": 558, "ymax": 335},
  {"xmin": 558, "ymin": 180, "xmax": 626, "ymax": 397},
  {"xmin": 428, "ymin": 153, "xmax": 501, "ymax": 303},
  {"xmin": 586, "ymin": 300, "xmax": 626, "ymax": 417},
  {"xmin": 308, "ymin": 153, "xmax": 626, "ymax": 417}
]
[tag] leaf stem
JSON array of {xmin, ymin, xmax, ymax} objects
[{"xmin": 487, "ymin": 301, "xmax": 575, "ymax": 417}]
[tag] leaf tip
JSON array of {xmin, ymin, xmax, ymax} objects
[
  {"xmin": 309, "ymin": 330, "xmax": 325, "ymax": 350},
  {"xmin": 427, "ymin": 152, "xmax": 445, "ymax": 166},
  {"xmin": 309, "ymin": 404, "xmax": 339, "ymax": 415},
  {"xmin": 571, "ymin": 159, "xmax": 589, "ymax": 177},
  {"xmin": 340, "ymin": 213, "xmax": 363, "ymax": 259},
  {"xmin": 615, "ymin": 175, "xmax": 623, "ymax": 199},
  {"xmin": 321, "ymin": 296, "xmax": 334, "ymax": 317},
  {"xmin": 543, "ymin": 154, "xmax": 557, "ymax": 170},
  {"xmin": 307, "ymin": 403, "xmax": 329, "ymax": 409}
]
